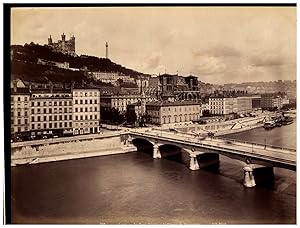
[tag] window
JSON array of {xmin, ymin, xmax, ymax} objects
[
  {"xmin": 69, "ymin": 122, "xmax": 72, "ymax": 127},
  {"xmin": 17, "ymin": 97, "xmax": 21, "ymax": 102},
  {"xmin": 90, "ymin": 115, "xmax": 93, "ymax": 119},
  {"xmin": 17, "ymin": 112, "xmax": 20, "ymax": 117},
  {"xmin": 90, "ymin": 100, "xmax": 93, "ymax": 104},
  {"xmin": 76, "ymin": 116, "xmax": 78, "ymax": 120},
  {"xmin": 31, "ymin": 116, "xmax": 34, "ymax": 122},
  {"xmin": 49, "ymin": 123, "xmax": 52, "ymax": 128},
  {"xmin": 64, "ymin": 108, "xmax": 67, "ymax": 113},
  {"xmin": 25, "ymin": 111, "xmax": 28, "ymax": 116},
  {"xmin": 90, "ymin": 107, "xmax": 93, "ymax": 112},
  {"xmin": 49, "ymin": 108, "xmax": 52, "ymax": 114},
  {"xmin": 44, "ymin": 102, "xmax": 47, "ymax": 106},
  {"xmin": 18, "ymin": 127, "xmax": 21, "ymax": 132},
  {"xmin": 80, "ymin": 100, "xmax": 83, "ymax": 104},
  {"xmin": 69, "ymin": 115, "xmax": 72, "ymax": 120},
  {"xmin": 95, "ymin": 115, "xmax": 97, "ymax": 119},
  {"xmin": 18, "ymin": 119, "xmax": 21, "ymax": 125},
  {"xmin": 64, "ymin": 122, "xmax": 67, "ymax": 127},
  {"xmin": 59, "ymin": 101, "xmax": 62, "ymax": 106},
  {"xmin": 49, "ymin": 101, "xmax": 52, "ymax": 106},
  {"xmin": 95, "ymin": 99, "xmax": 97, "ymax": 104},
  {"xmin": 54, "ymin": 123, "xmax": 57, "ymax": 128},
  {"xmin": 85, "ymin": 100, "xmax": 88, "ymax": 104},
  {"xmin": 37, "ymin": 102, "xmax": 40, "ymax": 106},
  {"xmin": 54, "ymin": 116, "xmax": 57, "ymax": 121},
  {"xmin": 80, "ymin": 116, "xmax": 83, "ymax": 120},
  {"xmin": 44, "ymin": 123, "xmax": 47, "ymax": 129},
  {"xmin": 75, "ymin": 100, "xmax": 78, "ymax": 104},
  {"xmin": 59, "ymin": 123, "xmax": 62, "ymax": 128},
  {"xmin": 64, "ymin": 115, "xmax": 67, "ymax": 120},
  {"xmin": 24, "ymin": 97, "xmax": 27, "ymax": 101},
  {"xmin": 49, "ymin": 116, "xmax": 52, "ymax": 121},
  {"xmin": 37, "ymin": 116, "xmax": 40, "ymax": 122},
  {"xmin": 31, "ymin": 124, "xmax": 34, "ymax": 129},
  {"xmin": 25, "ymin": 119, "xmax": 28, "ymax": 124},
  {"xmin": 44, "ymin": 108, "xmax": 47, "ymax": 113},
  {"xmin": 85, "ymin": 107, "xmax": 88, "ymax": 112},
  {"xmin": 75, "ymin": 108, "xmax": 78, "ymax": 112},
  {"xmin": 44, "ymin": 116, "xmax": 47, "ymax": 121},
  {"xmin": 94, "ymin": 107, "xmax": 97, "ymax": 112},
  {"xmin": 80, "ymin": 108, "xmax": 83, "ymax": 112},
  {"xmin": 54, "ymin": 101, "xmax": 57, "ymax": 106},
  {"xmin": 64, "ymin": 101, "xmax": 67, "ymax": 106},
  {"xmin": 37, "ymin": 108, "xmax": 40, "ymax": 113},
  {"xmin": 59, "ymin": 115, "xmax": 62, "ymax": 121}
]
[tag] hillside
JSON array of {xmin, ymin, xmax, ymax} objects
[{"xmin": 11, "ymin": 43, "xmax": 148, "ymax": 85}]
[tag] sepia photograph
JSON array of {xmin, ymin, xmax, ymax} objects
[{"xmin": 6, "ymin": 4, "xmax": 296, "ymax": 224}]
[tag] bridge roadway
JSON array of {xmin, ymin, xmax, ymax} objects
[{"xmin": 129, "ymin": 129, "xmax": 296, "ymax": 172}]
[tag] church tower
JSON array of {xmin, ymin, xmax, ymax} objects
[
  {"xmin": 105, "ymin": 42, "xmax": 108, "ymax": 59},
  {"xmin": 48, "ymin": 35, "xmax": 53, "ymax": 45}
]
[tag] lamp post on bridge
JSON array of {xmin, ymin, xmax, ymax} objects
[{"xmin": 264, "ymin": 138, "xmax": 266, "ymax": 150}]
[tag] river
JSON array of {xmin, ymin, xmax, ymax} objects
[{"xmin": 11, "ymin": 122, "xmax": 296, "ymax": 224}]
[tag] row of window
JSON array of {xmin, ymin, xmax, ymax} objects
[
  {"xmin": 31, "ymin": 101, "xmax": 72, "ymax": 107},
  {"xmin": 31, "ymin": 115, "xmax": 73, "ymax": 122},
  {"xmin": 75, "ymin": 107, "xmax": 98, "ymax": 112},
  {"xmin": 12, "ymin": 97, "xmax": 29, "ymax": 102},
  {"xmin": 161, "ymin": 106, "xmax": 200, "ymax": 112},
  {"xmin": 31, "ymin": 122, "xmax": 72, "ymax": 129},
  {"xmin": 74, "ymin": 99, "xmax": 98, "ymax": 105},
  {"xmin": 74, "ymin": 115, "xmax": 99, "ymax": 121},
  {"xmin": 74, "ymin": 91, "xmax": 99, "ymax": 97},
  {"xmin": 31, "ymin": 107, "xmax": 72, "ymax": 114}
]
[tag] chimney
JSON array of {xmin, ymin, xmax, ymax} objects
[{"xmin": 13, "ymin": 80, "xmax": 17, "ymax": 93}]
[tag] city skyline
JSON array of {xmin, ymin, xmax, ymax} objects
[{"xmin": 11, "ymin": 6, "xmax": 296, "ymax": 84}]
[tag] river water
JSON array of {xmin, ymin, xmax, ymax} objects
[{"xmin": 11, "ymin": 122, "xmax": 296, "ymax": 224}]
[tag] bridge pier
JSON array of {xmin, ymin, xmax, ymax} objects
[
  {"xmin": 189, "ymin": 153, "xmax": 200, "ymax": 170},
  {"xmin": 243, "ymin": 165, "xmax": 256, "ymax": 188},
  {"xmin": 153, "ymin": 144, "xmax": 161, "ymax": 159}
]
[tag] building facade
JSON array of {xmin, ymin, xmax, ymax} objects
[
  {"xmin": 11, "ymin": 88, "xmax": 30, "ymax": 136},
  {"xmin": 101, "ymin": 94, "xmax": 155, "ymax": 113},
  {"xmin": 72, "ymin": 88, "xmax": 101, "ymax": 135},
  {"xmin": 146, "ymin": 101, "xmax": 201, "ymax": 125},
  {"xmin": 209, "ymin": 97, "xmax": 238, "ymax": 115},
  {"xmin": 30, "ymin": 89, "xmax": 73, "ymax": 138}
]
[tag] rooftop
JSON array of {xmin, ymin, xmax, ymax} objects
[{"xmin": 146, "ymin": 100, "xmax": 200, "ymax": 107}]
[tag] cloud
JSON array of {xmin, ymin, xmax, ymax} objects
[
  {"xmin": 250, "ymin": 54, "xmax": 285, "ymax": 67},
  {"xmin": 192, "ymin": 56, "xmax": 227, "ymax": 75},
  {"xmin": 193, "ymin": 45, "xmax": 241, "ymax": 58}
]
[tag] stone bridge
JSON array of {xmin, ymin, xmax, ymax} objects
[{"xmin": 128, "ymin": 129, "xmax": 296, "ymax": 187}]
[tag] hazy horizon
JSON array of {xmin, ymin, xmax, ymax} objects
[{"xmin": 11, "ymin": 7, "xmax": 296, "ymax": 84}]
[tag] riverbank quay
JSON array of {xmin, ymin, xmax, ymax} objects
[
  {"xmin": 11, "ymin": 131, "xmax": 136, "ymax": 166},
  {"xmin": 153, "ymin": 113, "xmax": 272, "ymax": 136}
]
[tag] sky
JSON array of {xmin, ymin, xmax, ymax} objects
[{"xmin": 11, "ymin": 6, "xmax": 296, "ymax": 84}]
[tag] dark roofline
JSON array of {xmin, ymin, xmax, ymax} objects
[{"xmin": 146, "ymin": 101, "xmax": 200, "ymax": 107}]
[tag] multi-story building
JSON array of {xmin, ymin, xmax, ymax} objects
[
  {"xmin": 30, "ymin": 89, "xmax": 73, "ymax": 138},
  {"xmin": 237, "ymin": 96, "xmax": 253, "ymax": 114},
  {"xmin": 72, "ymin": 88, "xmax": 101, "ymax": 135},
  {"xmin": 146, "ymin": 101, "xmax": 201, "ymax": 125},
  {"xmin": 101, "ymin": 94, "xmax": 156, "ymax": 113},
  {"xmin": 90, "ymin": 71, "xmax": 135, "ymax": 85},
  {"xmin": 261, "ymin": 94, "xmax": 283, "ymax": 110},
  {"xmin": 47, "ymin": 33, "xmax": 76, "ymax": 56},
  {"xmin": 11, "ymin": 88, "xmax": 30, "ymax": 137},
  {"xmin": 209, "ymin": 96, "xmax": 238, "ymax": 115},
  {"xmin": 252, "ymin": 96, "xmax": 261, "ymax": 109}
]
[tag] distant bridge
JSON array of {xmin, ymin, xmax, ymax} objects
[{"xmin": 128, "ymin": 129, "xmax": 296, "ymax": 187}]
